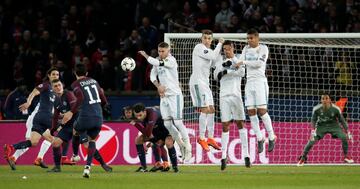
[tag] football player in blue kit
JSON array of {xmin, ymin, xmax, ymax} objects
[
  {"xmin": 61, "ymin": 63, "xmax": 111, "ymax": 178},
  {"xmin": 4, "ymin": 67, "xmax": 59, "ymax": 170},
  {"xmin": 48, "ymin": 79, "xmax": 112, "ymax": 173}
]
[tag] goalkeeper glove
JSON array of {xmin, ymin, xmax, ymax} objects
[
  {"xmin": 310, "ymin": 129, "xmax": 316, "ymax": 141},
  {"xmin": 217, "ymin": 70, "xmax": 227, "ymax": 81},
  {"xmin": 347, "ymin": 131, "xmax": 353, "ymax": 143},
  {"xmin": 222, "ymin": 60, "xmax": 232, "ymax": 68}
]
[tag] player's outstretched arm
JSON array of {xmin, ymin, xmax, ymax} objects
[
  {"xmin": 196, "ymin": 40, "xmax": 224, "ymax": 61},
  {"xmin": 19, "ymin": 88, "xmax": 40, "ymax": 112}
]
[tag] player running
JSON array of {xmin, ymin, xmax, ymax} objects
[
  {"xmin": 4, "ymin": 67, "xmax": 59, "ymax": 170},
  {"xmin": 48, "ymin": 79, "xmax": 112, "ymax": 173},
  {"xmin": 234, "ymin": 29, "xmax": 276, "ymax": 153},
  {"xmin": 61, "ymin": 63, "xmax": 111, "ymax": 178}
]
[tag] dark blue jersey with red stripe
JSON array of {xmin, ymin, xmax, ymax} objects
[
  {"xmin": 35, "ymin": 81, "xmax": 56, "ymax": 114},
  {"xmin": 71, "ymin": 77, "xmax": 107, "ymax": 118},
  {"xmin": 134, "ymin": 107, "xmax": 167, "ymax": 137},
  {"xmin": 53, "ymin": 90, "xmax": 78, "ymax": 129}
]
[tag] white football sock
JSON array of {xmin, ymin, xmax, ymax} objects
[
  {"xmin": 239, "ymin": 128, "xmax": 249, "ymax": 158},
  {"xmin": 250, "ymin": 115, "xmax": 263, "ymax": 141},
  {"xmin": 174, "ymin": 120, "xmax": 191, "ymax": 149},
  {"xmin": 37, "ymin": 140, "xmax": 52, "ymax": 159},
  {"xmin": 261, "ymin": 113, "xmax": 275, "ymax": 140},
  {"xmin": 13, "ymin": 148, "xmax": 29, "ymax": 161},
  {"xmin": 164, "ymin": 120, "xmax": 184, "ymax": 147},
  {"xmin": 207, "ymin": 113, "xmax": 215, "ymax": 138},
  {"xmin": 199, "ymin": 113, "xmax": 207, "ymax": 140},
  {"xmin": 221, "ymin": 131, "xmax": 229, "ymax": 159}
]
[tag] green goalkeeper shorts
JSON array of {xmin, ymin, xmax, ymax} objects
[{"xmin": 316, "ymin": 127, "xmax": 346, "ymax": 140}]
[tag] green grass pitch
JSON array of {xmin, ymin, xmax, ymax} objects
[{"xmin": 0, "ymin": 165, "xmax": 359, "ymax": 189}]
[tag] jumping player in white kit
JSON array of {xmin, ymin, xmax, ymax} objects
[
  {"xmin": 214, "ymin": 40, "xmax": 250, "ymax": 170},
  {"xmin": 139, "ymin": 42, "xmax": 192, "ymax": 162},
  {"xmin": 189, "ymin": 29, "xmax": 224, "ymax": 152},
  {"xmin": 234, "ymin": 28, "xmax": 276, "ymax": 153}
]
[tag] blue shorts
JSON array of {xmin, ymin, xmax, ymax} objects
[
  {"xmin": 149, "ymin": 126, "xmax": 170, "ymax": 143},
  {"xmin": 31, "ymin": 113, "xmax": 52, "ymax": 135},
  {"xmin": 74, "ymin": 116, "xmax": 102, "ymax": 140},
  {"xmin": 56, "ymin": 124, "xmax": 73, "ymax": 142}
]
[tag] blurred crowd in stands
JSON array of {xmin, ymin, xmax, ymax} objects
[{"xmin": 0, "ymin": 0, "xmax": 359, "ymax": 120}]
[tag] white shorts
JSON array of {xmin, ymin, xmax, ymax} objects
[
  {"xmin": 160, "ymin": 94, "xmax": 184, "ymax": 120},
  {"xmin": 189, "ymin": 84, "xmax": 214, "ymax": 107},
  {"xmin": 25, "ymin": 104, "xmax": 39, "ymax": 138},
  {"xmin": 244, "ymin": 81, "xmax": 269, "ymax": 108},
  {"xmin": 220, "ymin": 95, "xmax": 246, "ymax": 122}
]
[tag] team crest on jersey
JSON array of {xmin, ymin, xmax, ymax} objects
[
  {"xmin": 204, "ymin": 50, "xmax": 208, "ymax": 54},
  {"xmin": 50, "ymin": 96, "xmax": 55, "ymax": 102},
  {"xmin": 63, "ymin": 101, "xmax": 67, "ymax": 106},
  {"xmin": 262, "ymin": 54, "xmax": 266, "ymax": 59},
  {"xmin": 38, "ymin": 84, "xmax": 43, "ymax": 88}
]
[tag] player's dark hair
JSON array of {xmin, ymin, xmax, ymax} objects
[
  {"xmin": 158, "ymin": 42, "xmax": 169, "ymax": 48},
  {"xmin": 202, "ymin": 29, "xmax": 213, "ymax": 36},
  {"xmin": 51, "ymin": 79, "xmax": 62, "ymax": 85},
  {"xmin": 44, "ymin": 67, "xmax": 59, "ymax": 81},
  {"xmin": 247, "ymin": 28, "xmax": 259, "ymax": 36},
  {"xmin": 74, "ymin": 62, "xmax": 87, "ymax": 76},
  {"xmin": 223, "ymin": 40, "xmax": 234, "ymax": 46},
  {"xmin": 123, "ymin": 105, "xmax": 132, "ymax": 111},
  {"xmin": 320, "ymin": 92, "xmax": 333, "ymax": 100},
  {"xmin": 132, "ymin": 103, "xmax": 145, "ymax": 113}
]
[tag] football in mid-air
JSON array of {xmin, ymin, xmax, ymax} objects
[{"xmin": 121, "ymin": 57, "xmax": 136, "ymax": 72}]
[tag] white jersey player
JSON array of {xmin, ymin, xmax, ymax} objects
[
  {"xmin": 138, "ymin": 42, "xmax": 192, "ymax": 162},
  {"xmin": 235, "ymin": 28, "xmax": 276, "ymax": 153},
  {"xmin": 213, "ymin": 40, "xmax": 250, "ymax": 170},
  {"xmin": 189, "ymin": 29, "xmax": 224, "ymax": 152}
]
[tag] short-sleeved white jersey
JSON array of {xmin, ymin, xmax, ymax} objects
[
  {"xmin": 239, "ymin": 44, "xmax": 269, "ymax": 82},
  {"xmin": 189, "ymin": 43, "xmax": 222, "ymax": 86},
  {"xmin": 148, "ymin": 54, "xmax": 182, "ymax": 96},
  {"xmin": 214, "ymin": 55, "xmax": 245, "ymax": 98}
]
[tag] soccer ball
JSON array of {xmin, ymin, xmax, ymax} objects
[{"xmin": 121, "ymin": 57, "xmax": 136, "ymax": 72}]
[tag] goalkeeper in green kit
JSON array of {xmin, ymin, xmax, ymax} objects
[{"xmin": 297, "ymin": 94, "xmax": 354, "ymax": 166}]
